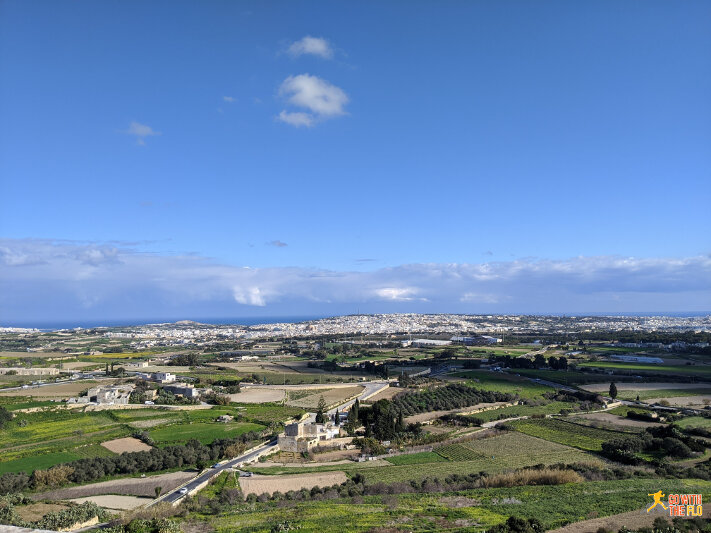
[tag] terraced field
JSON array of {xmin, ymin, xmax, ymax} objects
[{"xmin": 511, "ymin": 418, "xmax": 631, "ymax": 451}]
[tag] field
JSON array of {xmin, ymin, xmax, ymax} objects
[
  {"xmin": 510, "ymin": 418, "xmax": 631, "ymax": 451},
  {"xmin": 384, "ymin": 452, "xmax": 449, "ymax": 465},
  {"xmin": 33, "ymin": 470, "xmax": 196, "ymax": 500},
  {"xmin": 676, "ymin": 416, "xmax": 711, "ymax": 429},
  {"xmin": 286, "ymin": 386, "xmax": 363, "ymax": 409},
  {"xmin": 643, "ymin": 394, "xmax": 711, "ymax": 407},
  {"xmin": 101, "ymin": 436, "xmax": 152, "ymax": 454},
  {"xmin": 578, "ymin": 361, "xmax": 711, "ymax": 377},
  {"xmin": 573, "ymin": 412, "xmax": 661, "ymax": 429},
  {"xmin": 202, "ymin": 478, "xmax": 711, "ymax": 532},
  {"xmin": 239, "ymin": 472, "xmax": 348, "ymax": 495},
  {"xmin": 149, "ymin": 421, "xmax": 265, "ymax": 445},
  {"xmin": 452, "ymin": 370, "xmax": 554, "ymax": 398},
  {"xmin": 0, "ymin": 381, "xmax": 106, "ymax": 398},
  {"xmin": 70, "ymin": 495, "xmax": 152, "ymax": 511},
  {"xmin": 229, "ymin": 387, "xmax": 285, "ymax": 403}
]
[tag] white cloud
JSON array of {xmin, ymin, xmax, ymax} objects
[
  {"xmin": 223, "ymin": 96, "xmax": 235, "ymax": 103},
  {"xmin": 1, "ymin": 239, "xmax": 710, "ymax": 321},
  {"xmin": 374, "ymin": 287, "xmax": 422, "ymax": 301},
  {"xmin": 277, "ymin": 111, "xmax": 314, "ymax": 128},
  {"xmin": 288, "ymin": 36, "xmax": 333, "ymax": 59},
  {"xmin": 124, "ymin": 122, "xmax": 161, "ymax": 145},
  {"xmin": 277, "ymin": 74, "xmax": 348, "ymax": 127}
]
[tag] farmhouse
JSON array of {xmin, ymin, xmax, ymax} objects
[
  {"xmin": 163, "ymin": 383, "xmax": 200, "ymax": 398},
  {"xmin": 278, "ymin": 421, "xmax": 340, "ymax": 453},
  {"xmin": 70, "ymin": 384, "xmax": 135, "ymax": 405}
]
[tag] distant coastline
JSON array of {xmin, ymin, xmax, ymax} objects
[{"xmin": 2, "ymin": 311, "xmax": 710, "ymax": 332}]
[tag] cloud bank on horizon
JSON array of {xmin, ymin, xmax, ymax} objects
[{"xmin": 1, "ymin": 239, "xmax": 709, "ymax": 324}]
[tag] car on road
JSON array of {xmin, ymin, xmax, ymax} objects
[
  {"xmin": 179, "ymin": 488, "xmax": 188, "ymax": 495},
  {"xmin": 238, "ymin": 471, "xmax": 253, "ymax": 477},
  {"xmin": 211, "ymin": 463, "xmax": 221, "ymax": 468}
]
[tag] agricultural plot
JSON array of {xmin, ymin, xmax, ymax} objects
[
  {"xmin": 149, "ymin": 421, "xmax": 264, "ymax": 445},
  {"xmin": 513, "ymin": 369, "xmax": 610, "ymax": 385},
  {"xmin": 33, "ymin": 470, "xmax": 196, "ymax": 500},
  {"xmin": 452, "ymin": 370, "xmax": 553, "ymax": 398},
  {"xmin": 203, "ymin": 477, "xmax": 711, "ymax": 532},
  {"xmin": 0, "ymin": 381, "xmax": 106, "ymax": 399},
  {"xmin": 384, "ymin": 452, "xmax": 448, "ymax": 466},
  {"xmin": 100, "ymin": 437, "xmax": 152, "ymax": 454},
  {"xmin": 644, "ymin": 395, "xmax": 711, "ymax": 408},
  {"xmin": 511, "ymin": 418, "xmax": 629, "ymax": 451},
  {"xmin": 676, "ymin": 416, "xmax": 711, "ymax": 429},
  {"xmin": 239, "ymin": 472, "xmax": 348, "ymax": 496},
  {"xmin": 573, "ymin": 412, "xmax": 661, "ymax": 429},
  {"xmin": 286, "ymin": 386, "xmax": 364, "ymax": 409},
  {"xmin": 362, "ymin": 432, "xmax": 599, "ymax": 484},
  {"xmin": 578, "ymin": 361, "xmax": 711, "ymax": 377}
]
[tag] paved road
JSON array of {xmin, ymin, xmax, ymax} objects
[
  {"xmin": 158, "ymin": 438, "xmax": 278, "ymax": 505},
  {"xmin": 157, "ymin": 380, "xmax": 390, "ymax": 505}
]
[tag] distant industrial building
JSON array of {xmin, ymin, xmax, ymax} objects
[
  {"xmin": 402, "ymin": 339, "xmax": 452, "ymax": 348},
  {"xmin": 609, "ymin": 355, "xmax": 664, "ymax": 364},
  {"xmin": 451, "ymin": 335, "xmax": 502, "ymax": 345}
]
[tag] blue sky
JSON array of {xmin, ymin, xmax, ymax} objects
[{"xmin": 1, "ymin": 1, "xmax": 710, "ymax": 324}]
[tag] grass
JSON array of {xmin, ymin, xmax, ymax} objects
[
  {"xmin": 511, "ymin": 417, "xmax": 630, "ymax": 451},
  {"xmin": 201, "ymin": 478, "xmax": 711, "ymax": 532},
  {"xmin": 384, "ymin": 452, "xmax": 448, "ymax": 465},
  {"xmin": 615, "ymin": 388, "xmax": 711, "ymax": 401},
  {"xmin": 248, "ymin": 432, "xmax": 597, "ymax": 485},
  {"xmin": 0, "ymin": 451, "xmax": 81, "ymax": 474},
  {"xmin": 452, "ymin": 370, "xmax": 553, "ymax": 398},
  {"xmin": 513, "ymin": 368, "xmax": 611, "ymax": 385},
  {"xmin": 467, "ymin": 401, "xmax": 580, "ymax": 422},
  {"xmin": 578, "ymin": 361, "xmax": 711, "ymax": 377},
  {"xmin": 676, "ymin": 416, "xmax": 711, "ymax": 429},
  {"xmin": 149, "ymin": 421, "xmax": 265, "ymax": 445}
]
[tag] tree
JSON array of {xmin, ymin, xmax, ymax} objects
[
  {"xmin": 0, "ymin": 407, "xmax": 12, "ymax": 429},
  {"xmin": 609, "ymin": 382, "xmax": 618, "ymax": 400},
  {"xmin": 315, "ymin": 396, "xmax": 327, "ymax": 424},
  {"xmin": 154, "ymin": 486, "xmax": 162, "ymax": 498},
  {"xmin": 333, "ymin": 409, "xmax": 340, "ymax": 426},
  {"xmin": 533, "ymin": 354, "xmax": 546, "ymax": 368}
]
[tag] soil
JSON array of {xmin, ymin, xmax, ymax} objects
[
  {"xmin": 101, "ymin": 437, "xmax": 152, "ymax": 454},
  {"xmin": 239, "ymin": 471, "xmax": 348, "ymax": 495},
  {"xmin": 575, "ymin": 412, "xmax": 662, "ymax": 428},
  {"xmin": 70, "ymin": 495, "xmax": 153, "ymax": 510},
  {"xmin": 33, "ymin": 471, "xmax": 196, "ymax": 500}
]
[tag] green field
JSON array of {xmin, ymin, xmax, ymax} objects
[
  {"xmin": 578, "ymin": 361, "xmax": 711, "ymax": 377},
  {"xmin": 0, "ymin": 451, "xmax": 81, "ymax": 474},
  {"xmin": 614, "ymin": 388, "xmax": 711, "ymax": 401},
  {"xmin": 201, "ymin": 478, "xmax": 711, "ymax": 532},
  {"xmin": 384, "ymin": 451, "xmax": 448, "ymax": 465},
  {"xmin": 249, "ymin": 432, "xmax": 599, "ymax": 484},
  {"xmin": 676, "ymin": 416, "xmax": 711, "ymax": 429},
  {"xmin": 513, "ymin": 368, "xmax": 611, "ymax": 385},
  {"xmin": 149, "ymin": 421, "xmax": 265, "ymax": 445},
  {"xmin": 511, "ymin": 418, "xmax": 630, "ymax": 451},
  {"xmin": 452, "ymin": 370, "xmax": 553, "ymax": 398}
]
